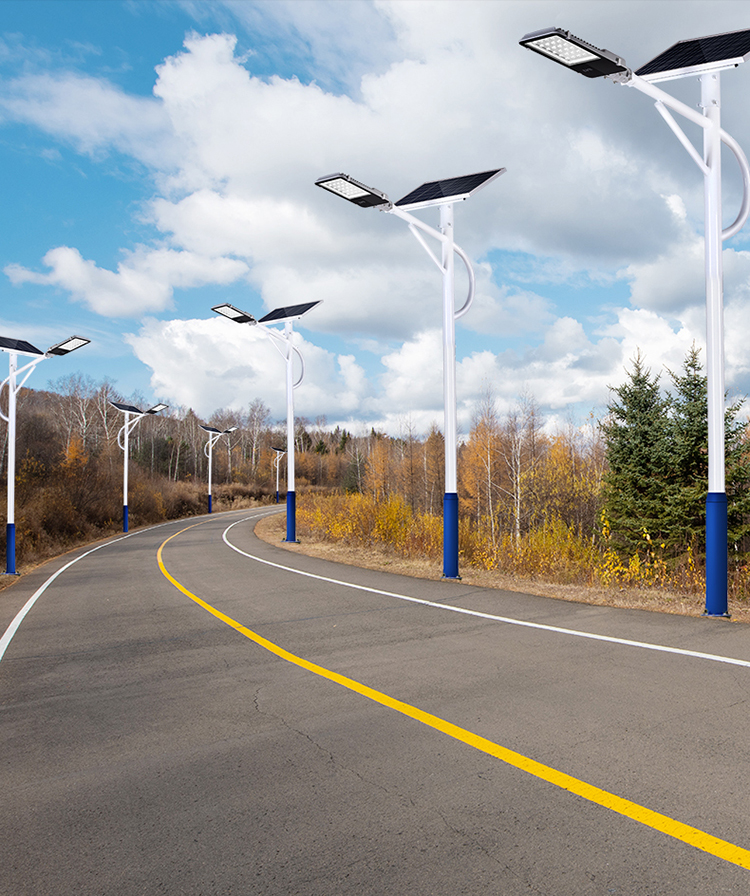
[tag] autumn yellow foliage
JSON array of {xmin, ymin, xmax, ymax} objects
[{"xmin": 295, "ymin": 493, "xmax": 746, "ymax": 598}]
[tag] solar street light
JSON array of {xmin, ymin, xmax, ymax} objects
[
  {"xmin": 521, "ymin": 26, "xmax": 750, "ymax": 616},
  {"xmin": 212, "ymin": 300, "xmax": 321, "ymax": 542},
  {"xmin": 316, "ymin": 167, "xmax": 506, "ymax": 579},
  {"xmin": 200, "ymin": 424, "xmax": 237, "ymax": 513},
  {"xmin": 109, "ymin": 400, "xmax": 168, "ymax": 532},
  {"xmin": 271, "ymin": 446, "xmax": 286, "ymax": 504},
  {"xmin": 0, "ymin": 334, "xmax": 90, "ymax": 574}
]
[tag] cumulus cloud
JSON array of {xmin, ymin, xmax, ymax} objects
[
  {"xmin": 125, "ymin": 316, "xmax": 370, "ymax": 420},
  {"xmin": 5, "ymin": 1, "xmax": 750, "ymax": 430}
]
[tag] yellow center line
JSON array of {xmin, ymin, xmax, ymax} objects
[{"xmin": 157, "ymin": 525, "xmax": 750, "ymax": 870}]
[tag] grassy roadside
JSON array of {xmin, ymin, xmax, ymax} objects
[{"xmin": 254, "ymin": 513, "xmax": 750, "ymax": 624}]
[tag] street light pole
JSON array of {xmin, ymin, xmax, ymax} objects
[
  {"xmin": 520, "ymin": 27, "xmax": 750, "ymax": 616},
  {"xmin": 703, "ymin": 71, "xmax": 728, "ymax": 611},
  {"xmin": 110, "ymin": 401, "xmax": 168, "ymax": 532},
  {"xmin": 0, "ymin": 335, "xmax": 90, "ymax": 574},
  {"xmin": 200, "ymin": 425, "xmax": 237, "ymax": 513},
  {"xmin": 440, "ymin": 203, "xmax": 459, "ymax": 575},
  {"xmin": 272, "ymin": 447, "xmax": 286, "ymax": 503},
  {"xmin": 4, "ymin": 352, "xmax": 19, "ymax": 576},
  {"xmin": 284, "ymin": 320, "xmax": 297, "ymax": 538},
  {"xmin": 212, "ymin": 301, "xmax": 321, "ymax": 542},
  {"xmin": 315, "ymin": 169, "xmax": 505, "ymax": 578}
]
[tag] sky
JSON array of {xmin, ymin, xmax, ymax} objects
[{"xmin": 2, "ymin": 0, "xmax": 750, "ymax": 437}]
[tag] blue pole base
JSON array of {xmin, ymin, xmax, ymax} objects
[
  {"xmin": 123, "ymin": 505, "xmax": 129, "ymax": 534},
  {"xmin": 704, "ymin": 492, "xmax": 729, "ymax": 617},
  {"xmin": 208, "ymin": 494, "xmax": 212, "ymax": 514},
  {"xmin": 442, "ymin": 492, "xmax": 460, "ymax": 580},
  {"xmin": 275, "ymin": 491, "xmax": 280, "ymax": 504},
  {"xmin": 5, "ymin": 522, "xmax": 17, "ymax": 576},
  {"xmin": 285, "ymin": 491, "xmax": 299, "ymax": 543}
]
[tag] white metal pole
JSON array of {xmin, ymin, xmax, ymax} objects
[
  {"xmin": 441, "ymin": 203, "xmax": 460, "ymax": 578},
  {"xmin": 702, "ymin": 71, "xmax": 728, "ymax": 615},
  {"xmin": 441, "ymin": 203, "xmax": 457, "ymax": 492},
  {"xmin": 207, "ymin": 438, "xmax": 214, "ymax": 513},
  {"xmin": 5, "ymin": 354, "xmax": 17, "ymax": 574},
  {"xmin": 285, "ymin": 321, "xmax": 297, "ymax": 541},
  {"xmin": 703, "ymin": 72, "xmax": 725, "ymax": 493},
  {"xmin": 123, "ymin": 411, "xmax": 130, "ymax": 533}
]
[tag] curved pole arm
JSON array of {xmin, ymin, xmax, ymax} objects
[
  {"xmin": 116, "ymin": 421, "xmax": 128, "ymax": 451},
  {"xmin": 0, "ymin": 377, "xmax": 10, "ymax": 424},
  {"xmin": 0, "ymin": 356, "xmax": 47, "ymax": 423},
  {"xmin": 116, "ymin": 413, "xmax": 146, "ymax": 451},
  {"xmin": 389, "ymin": 205, "xmax": 475, "ymax": 320},
  {"xmin": 720, "ymin": 127, "xmax": 750, "ymax": 241},
  {"xmin": 291, "ymin": 343, "xmax": 305, "ymax": 389},
  {"xmin": 203, "ymin": 434, "xmax": 219, "ymax": 459},
  {"xmin": 261, "ymin": 325, "xmax": 306, "ymax": 388},
  {"xmin": 452, "ymin": 242, "xmax": 476, "ymax": 320}
]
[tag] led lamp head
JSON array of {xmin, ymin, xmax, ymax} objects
[
  {"xmin": 520, "ymin": 27, "xmax": 630, "ymax": 79},
  {"xmin": 315, "ymin": 173, "xmax": 391, "ymax": 208}
]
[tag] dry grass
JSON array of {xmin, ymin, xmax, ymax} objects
[{"xmin": 255, "ymin": 513, "xmax": 750, "ymax": 623}]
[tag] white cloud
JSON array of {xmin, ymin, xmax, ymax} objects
[
  {"xmin": 0, "ymin": 70, "xmax": 176, "ymax": 167},
  {"xmin": 125, "ymin": 316, "xmax": 370, "ymax": 420},
  {"xmin": 5, "ymin": 2, "xmax": 750, "ymax": 431},
  {"xmin": 5, "ymin": 245, "xmax": 248, "ymax": 317}
]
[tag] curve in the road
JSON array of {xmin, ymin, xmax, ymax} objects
[
  {"xmin": 223, "ymin": 516, "xmax": 750, "ymax": 671},
  {"xmin": 158, "ymin": 520, "xmax": 750, "ymax": 872}
]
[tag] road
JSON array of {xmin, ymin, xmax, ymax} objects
[{"xmin": 2, "ymin": 507, "xmax": 750, "ymax": 894}]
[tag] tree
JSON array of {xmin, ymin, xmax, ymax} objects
[
  {"xmin": 423, "ymin": 424, "xmax": 444, "ymax": 515},
  {"xmin": 666, "ymin": 344, "xmax": 750, "ymax": 551},
  {"xmin": 498, "ymin": 392, "xmax": 546, "ymax": 543},
  {"xmin": 601, "ymin": 351, "xmax": 672, "ymax": 552},
  {"xmin": 461, "ymin": 388, "xmax": 501, "ymax": 545},
  {"xmin": 246, "ymin": 398, "xmax": 271, "ymax": 474}
]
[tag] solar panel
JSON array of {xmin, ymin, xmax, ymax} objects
[
  {"xmin": 259, "ymin": 301, "xmax": 321, "ymax": 324},
  {"xmin": 200, "ymin": 425, "xmax": 221, "ymax": 434},
  {"xmin": 110, "ymin": 401, "xmax": 142, "ymax": 414},
  {"xmin": 394, "ymin": 168, "xmax": 506, "ymax": 210},
  {"xmin": 636, "ymin": 29, "xmax": 750, "ymax": 81},
  {"xmin": 0, "ymin": 336, "xmax": 43, "ymax": 356}
]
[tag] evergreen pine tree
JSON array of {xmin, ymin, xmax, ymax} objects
[
  {"xmin": 664, "ymin": 344, "xmax": 707, "ymax": 549},
  {"xmin": 665, "ymin": 344, "xmax": 750, "ymax": 552},
  {"xmin": 605, "ymin": 345, "xmax": 750, "ymax": 557},
  {"xmin": 724, "ymin": 397, "xmax": 750, "ymax": 550},
  {"xmin": 601, "ymin": 351, "xmax": 671, "ymax": 552}
]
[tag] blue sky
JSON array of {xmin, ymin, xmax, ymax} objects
[{"xmin": 3, "ymin": 0, "xmax": 750, "ymax": 435}]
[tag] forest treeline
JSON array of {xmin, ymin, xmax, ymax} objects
[{"xmin": 2, "ymin": 347, "xmax": 750, "ymax": 601}]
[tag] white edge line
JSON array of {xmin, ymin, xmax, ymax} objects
[
  {"xmin": 222, "ymin": 516, "xmax": 750, "ymax": 671},
  {"xmin": 0, "ymin": 509, "xmax": 275, "ymax": 663}
]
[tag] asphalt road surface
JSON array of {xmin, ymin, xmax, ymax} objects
[{"xmin": 2, "ymin": 507, "xmax": 750, "ymax": 895}]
